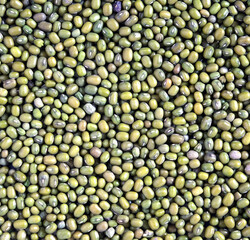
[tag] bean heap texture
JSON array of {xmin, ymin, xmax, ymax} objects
[{"xmin": 0, "ymin": 0, "xmax": 250, "ymax": 239}]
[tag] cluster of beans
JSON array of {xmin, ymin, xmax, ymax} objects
[{"xmin": 0, "ymin": 0, "xmax": 249, "ymax": 239}]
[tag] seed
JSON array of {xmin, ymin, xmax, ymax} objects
[{"xmin": 0, "ymin": 0, "xmax": 249, "ymax": 239}]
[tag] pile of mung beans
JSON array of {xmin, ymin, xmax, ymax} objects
[{"xmin": 0, "ymin": 0, "xmax": 249, "ymax": 239}]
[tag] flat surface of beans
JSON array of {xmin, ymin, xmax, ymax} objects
[{"xmin": 0, "ymin": 0, "xmax": 249, "ymax": 240}]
